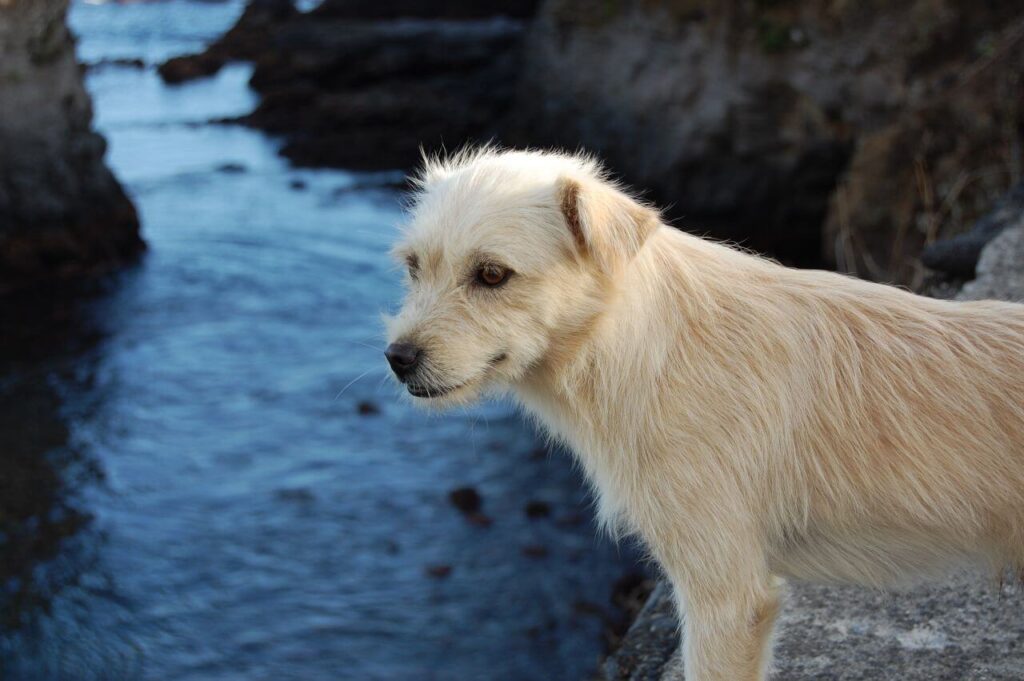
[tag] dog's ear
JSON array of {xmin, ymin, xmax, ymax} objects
[{"xmin": 557, "ymin": 175, "xmax": 659, "ymax": 273}]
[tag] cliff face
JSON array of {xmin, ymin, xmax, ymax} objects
[
  {"xmin": 513, "ymin": 0, "xmax": 1024, "ymax": 281},
  {"xmin": 159, "ymin": 0, "xmax": 540, "ymax": 170},
  {"xmin": 0, "ymin": 0, "xmax": 142, "ymax": 294}
]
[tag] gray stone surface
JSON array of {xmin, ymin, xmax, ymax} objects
[
  {"xmin": 922, "ymin": 185, "xmax": 1024, "ymax": 280},
  {"xmin": 0, "ymin": 0, "xmax": 141, "ymax": 292},
  {"xmin": 603, "ymin": 573, "xmax": 1024, "ymax": 680},
  {"xmin": 601, "ymin": 210, "xmax": 1024, "ymax": 680},
  {"xmin": 958, "ymin": 222, "xmax": 1024, "ymax": 303}
]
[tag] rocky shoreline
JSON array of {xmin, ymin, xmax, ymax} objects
[
  {"xmin": 161, "ymin": 0, "xmax": 538, "ymax": 170},
  {"xmin": 0, "ymin": 0, "xmax": 143, "ymax": 295},
  {"xmin": 162, "ymin": 0, "xmax": 1024, "ymax": 283}
]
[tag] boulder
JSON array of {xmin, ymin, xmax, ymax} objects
[{"xmin": 0, "ymin": 0, "xmax": 142, "ymax": 294}]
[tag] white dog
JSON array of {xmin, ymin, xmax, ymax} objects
[{"xmin": 385, "ymin": 148, "xmax": 1024, "ymax": 680}]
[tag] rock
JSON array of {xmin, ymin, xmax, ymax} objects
[
  {"xmin": 448, "ymin": 486, "xmax": 482, "ymax": 514},
  {"xmin": 605, "ymin": 574, "xmax": 1024, "ymax": 681},
  {"xmin": 86, "ymin": 57, "xmax": 145, "ymax": 70},
  {"xmin": 956, "ymin": 221, "xmax": 1024, "ymax": 302},
  {"xmin": 289, "ymin": 179, "xmax": 308, "ymax": 191},
  {"xmin": 601, "ymin": 582, "xmax": 680, "ymax": 681},
  {"xmin": 158, "ymin": 52, "xmax": 225, "ymax": 84},
  {"xmin": 157, "ymin": 0, "xmax": 539, "ymax": 169},
  {"xmin": 161, "ymin": 0, "xmax": 1023, "ymax": 281},
  {"xmin": 356, "ymin": 400, "xmax": 379, "ymax": 415},
  {"xmin": 521, "ymin": 544, "xmax": 548, "ymax": 559},
  {"xmin": 524, "ymin": 500, "xmax": 551, "ymax": 519},
  {"xmin": 556, "ymin": 511, "xmax": 585, "ymax": 527},
  {"xmin": 922, "ymin": 183, "xmax": 1024, "ymax": 279},
  {"xmin": 0, "ymin": 0, "xmax": 143, "ymax": 294},
  {"xmin": 425, "ymin": 564, "xmax": 452, "ymax": 579},
  {"xmin": 216, "ymin": 162, "xmax": 248, "ymax": 174},
  {"xmin": 513, "ymin": 0, "xmax": 1024, "ymax": 281},
  {"xmin": 465, "ymin": 511, "xmax": 492, "ymax": 528},
  {"xmin": 309, "ymin": 0, "xmax": 538, "ymax": 21},
  {"xmin": 529, "ymin": 446, "xmax": 548, "ymax": 460},
  {"xmin": 241, "ymin": 15, "xmax": 531, "ymax": 169},
  {"xmin": 157, "ymin": 0, "xmax": 297, "ymax": 85}
]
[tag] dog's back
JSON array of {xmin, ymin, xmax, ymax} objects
[{"xmin": 645, "ymin": 226, "xmax": 1024, "ymax": 585}]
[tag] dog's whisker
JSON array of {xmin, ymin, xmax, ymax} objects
[
  {"xmin": 333, "ymin": 370, "xmax": 374, "ymax": 401},
  {"xmin": 352, "ymin": 340, "xmax": 387, "ymax": 352}
]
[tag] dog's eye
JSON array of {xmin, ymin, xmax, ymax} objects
[
  {"xmin": 475, "ymin": 263, "xmax": 511, "ymax": 287},
  {"xmin": 406, "ymin": 254, "xmax": 419, "ymax": 280}
]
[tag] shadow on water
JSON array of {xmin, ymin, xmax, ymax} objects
[{"xmin": 0, "ymin": 277, "xmax": 129, "ymax": 677}]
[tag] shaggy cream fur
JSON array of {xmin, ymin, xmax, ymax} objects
[{"xmin": 386, "ymin": 148, "xmax": 1024, "ymax": 681}]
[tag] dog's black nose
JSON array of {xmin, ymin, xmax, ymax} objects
[{"xmin": 385, "ymin": 342, "xmax": 421, "ymax": 379}]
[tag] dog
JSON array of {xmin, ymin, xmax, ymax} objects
[{"xmin": 384, "ymin": 147, "xmax": 1024, "ymax": 680}]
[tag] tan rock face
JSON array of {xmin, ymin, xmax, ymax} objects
[
  {"xmin": 513, "ymin": 0, "xmax": 1024, "ymax": 283},
  {"xmin": 0, "ymin": 0, "xmax": 142, "ymax": 293}
]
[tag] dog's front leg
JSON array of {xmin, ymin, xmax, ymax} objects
[{"xmin": 666, "ymin": 564, "xmax": 781, "ymax": 681}]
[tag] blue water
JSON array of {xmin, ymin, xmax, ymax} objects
[{"xmin": 0, "ymin": 2, "xmax": 636, "ymax": 680}]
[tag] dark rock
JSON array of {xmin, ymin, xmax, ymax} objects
[
  {"xmin": 600, "ymin": 582, "xmax": 680, "ymax": 681},
  {"xmin": 158, "ymin": 0, "xmax": 539, "ymax": 169},
  {"xmin": 289, "ymin": 178, "xmax": 308, "ymax": 191},
  {"xmin": 921, "ymin": 182, "xmax": 1024, "ymax": 278},
  {"xmin": 241, "ymin": 16, "xmax": 529, "ymax": 169},
  {"xmin": 425, "ymin": 564, "xmax": 452, "ymax": 579},
  {"xmin": 356, "ymin": 400, "xmax": 379, "ymax": 415},
  {"xmin": 514, "ymin": 1, "xmax": 1024, "ymax": 282},
  {"xmin": 957, "ymin": 221, "xmax": 1024, "ymax": 302},
  {"xmin": 556, "ymin": 511, "xmax": 585, "ymax": 527},
  {"xmin": 86, "ymin": 57, "xmax": 145, "ymax": 70},
  {"xmin": 216, "ymin": 162, "xmax": 248, "ymax": 174},
  {"xmin": 157, "ymin": 0, "xmax": 298, "ymax": 85},
  {"xmin": 310, "ymin": 0, "xmax": 538, "ymax": 21},
  {"xmin": 448, "ymin": 486, "xmax": 481, "ymax": 513},
  {"xmin": 0, "ymin": 0, "xmax": 143, "ymax": 295},
  {"xmin": 465, "ymin": 511, "xmax": 492, "ymax": 528},
  {"xmin": 524, "ymin": 500, "xmax": 551, "ymax": 519},
  {"xmin": 158, "ymin": 53, "xmax": 225, "ymax": 84},
  {"xmin": 521, "ymin": 544, "xmax": 548, "ymax": 559},
  {"xmin": 529, "ymin": 446, "xmax": 548, "ymax": 460}
]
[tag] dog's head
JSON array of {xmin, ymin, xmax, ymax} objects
[{"xmin": 385, "ymin": 148, "xmax": 659, "ymax": 405}]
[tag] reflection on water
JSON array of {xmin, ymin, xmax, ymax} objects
[
  {"xmin": 0, "ymin": 2, "xmax": 639, "ymax": 680},
  {"xmin": 0, "ymin": 305, "xmax": 94, "ymax": 633}
]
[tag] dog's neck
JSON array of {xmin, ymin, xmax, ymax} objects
[{"xmin": 511, "ymin": 229, "xmax": 697, "ymax": 527}]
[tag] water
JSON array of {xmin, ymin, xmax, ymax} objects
[{"xmin": 0, "ymin": 2, "xmax": 638, "ymax": 680}]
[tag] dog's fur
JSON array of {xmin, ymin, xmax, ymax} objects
[{"xmin": 386, "ymin": 148, "xmax": 1024, "ymax": 680}]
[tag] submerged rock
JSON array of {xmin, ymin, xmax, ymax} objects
[
  {"xmin": 448, "ymin": 486, "xmax": 482, "ymax": 514},
  {"xmin": 0, "ymin": 0, "xmax": 143, "ymax": 293},
  {"xmin": 425, "ymin": 564, "xmax": 452, "ymax": 579},
  {"xmin": 524, "ymin": 500, "xmax": 551, "ymax": 519}
]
